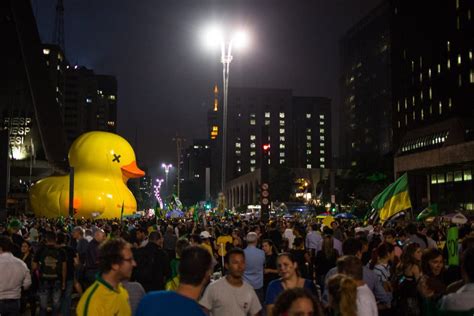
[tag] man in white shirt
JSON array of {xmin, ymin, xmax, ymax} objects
[
  {"xmin": 305, "ymin": 223, "xmax": 323, "ymax": 255},
  {"xmin": 337, "ymin": 255, "xmax": 378, "ymax": 316},
  {"xmin": 283, "ymin": 222, "xmax": 295, "ymax": 249},
  {"xmin": 0, "ymin": 236, "xmax": 31, "ymax": 315},
  {"xmin": 200, "ymin": 248, "xmax": 261, "ymax": 316}
]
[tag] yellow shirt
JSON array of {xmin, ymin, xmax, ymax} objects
[
  {"xmin": 76, "ymin": 276, "xmax": 131, "ymax": 316},
  {"xmin": 216, "ymin": 235, "xmax": 233, "ymax": 257},
  {"xmin": 201, "ymin": 243, "xmax": 214, "ymax": 257}
]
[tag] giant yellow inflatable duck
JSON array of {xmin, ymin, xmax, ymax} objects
[{"xmin": 30, "ymin": 131, "xmax": 145, "ymax": 219}]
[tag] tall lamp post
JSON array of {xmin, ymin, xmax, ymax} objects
[
  {"xmin": 204, "ymin": 26, "xmax": 249, "ymax": 194},
  {"xmin": 161, "ymin": 163, "xmax": 172, "ymax": 194}
]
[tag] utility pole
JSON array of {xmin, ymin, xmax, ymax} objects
[
  {"xmin": 172, "ymin": 135, "xmax": 185, "ymax": 198},
  {"xmin": 52, "ymin": 0, "xmax": 65, "ymax": 53}
]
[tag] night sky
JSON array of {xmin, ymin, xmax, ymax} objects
[{"xmin": 33, "ymin": 0, "xmax": 380, "ymax": 178}]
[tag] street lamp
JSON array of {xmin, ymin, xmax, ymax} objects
[
  {"xmin": 203, "ymin": 25, "xmax": 249, "ymax": 194},
  {"xmin": 161, "ymin": 163, "xmax": 172, "ymax": 194}
]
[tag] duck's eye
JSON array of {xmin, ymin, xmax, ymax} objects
[{"xmin": 112, "ymin": 154, "xmax": 121, "ymax": 163}]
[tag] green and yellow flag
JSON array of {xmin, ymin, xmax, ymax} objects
[{"xmin": 371, "ymin": 173, "xmax": 412, "ymax": 221}]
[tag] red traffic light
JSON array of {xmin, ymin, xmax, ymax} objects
[{"xmin": 263, "ymin": 144, "xmax": 271, "ymax": 151}]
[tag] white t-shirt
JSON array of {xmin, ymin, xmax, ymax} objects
[
  {"xmin": 200, "ymin": 277, "xmax": 262, "ymax": 316},
  {"xmin": 357, "ymin": 284, "xmax": 378, "ymax": 316}
]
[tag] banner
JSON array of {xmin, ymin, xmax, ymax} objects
[{"xmin": 447, "ymin": 226, "xmax": 459, "ymax": 266}]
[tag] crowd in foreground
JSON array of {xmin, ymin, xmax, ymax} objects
[{"xmin": 0, "ymin": 214, "xmax": 473, "ymax": 316}]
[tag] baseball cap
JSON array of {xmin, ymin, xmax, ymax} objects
[{"xmin": 200, "ymin": 231, "xmax": 211, "ymax": 239}]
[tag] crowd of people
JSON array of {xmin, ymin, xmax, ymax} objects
[{"xmin": 0, "ymin": 213, "xmax": 473, "ymax": 316}]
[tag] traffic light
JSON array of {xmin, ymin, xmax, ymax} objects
[
  {"xmin": 330, "ymin": 203, "xmax": 336, "ymax": 214},
  {"xmin": 262, "ymin": 143, "xmax": 271, "ymax": 152}
]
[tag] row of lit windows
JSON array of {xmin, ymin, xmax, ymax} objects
[
  {"xmin": 306, "ymin": 164, "xmax": 326, "ymax": 169},
  {"xmin": 401, "ymin": 131, "xmax": 449, "ymax": 153},
  {"xmin": 397, "ymin": 101, "xmax": 453, "ymax": 127},
  {"xmin": 431, "ymin": 170, "xmax": 472, "ymax": 184}
]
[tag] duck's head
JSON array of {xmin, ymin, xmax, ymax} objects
[{"xmin": 69, "ymin": 131, "xmax": 145, "ymax": 182}]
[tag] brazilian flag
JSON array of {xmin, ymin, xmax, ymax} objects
[{"xmin": 371, "ymin": 173, "xmax": 412, "ymax": 221}]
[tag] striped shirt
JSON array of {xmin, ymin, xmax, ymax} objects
[{"xmin": 76, "ymin": 275, "xmax": 131, "ymax": 316}]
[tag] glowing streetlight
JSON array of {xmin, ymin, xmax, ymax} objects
[
  {"xmin": 161, "ymin": 163, "xmax": 173, "ymax": 193},
  {"xmin": 203, "ymin": 25, "xmax": 250, "ymax": 194}
]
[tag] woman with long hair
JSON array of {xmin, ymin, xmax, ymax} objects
[
  {"xmin": 393, "ymin": 242, "xmax": 423, "ymax": 315},
  {"xmin": 273, "ymin": 288, "xmax": 323, "ymax": 316},
  {"xmin": 265, "ymin": 253, "xmax": 318, "ymax": 316},
  {"xmin": 263, "ymin": 239, "xmax": 279, "ymax": 292},
  {"xmin": 418, "ymin": 248, "xmax": 447, "ymax": 315},
  {"xmin": 327, "ymin": 273, "xmax": 357, "ymax": 316},
  {"xmin": 369, "ymin": 242, "xmax": 396, "ymax": 292},
  {"xmin": 314, "ymin": 235, "xmax": 339, "ymax": 291}
]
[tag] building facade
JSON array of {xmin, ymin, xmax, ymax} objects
[{"xmin": 340, "ymin": 2, "xmax": 392, "ymax": 172}]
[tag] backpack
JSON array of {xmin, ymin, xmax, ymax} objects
[{"xmin": 38, "ymin": 246, "xmax": 62, "ymax": 280}]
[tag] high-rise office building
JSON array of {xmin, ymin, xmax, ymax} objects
[
  {"xmin": 340, "ymin": 2, "xmax": 392, "ymax": 172},
  {"xmin": 64, "ymin": 66, "xmax": 117, "ymax": 145},
  {"xmin": 391, "ymin": 0, "xmax": 474, "ymax": 211}
]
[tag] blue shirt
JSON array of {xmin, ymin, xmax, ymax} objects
[
  {"xmin": 265, "ymin": 278, "xmax": 317, "ymax": 305},
  {"xmin": 305, "ymin": 231, "xmax": 322, "ymax": 251},
  {"xmin": 243, "ymin": 245, "xmax": 266, "ymax": 290},
  {"xmin": 135, "ymin": 291, "xmax": 206, "ymax": 316}
]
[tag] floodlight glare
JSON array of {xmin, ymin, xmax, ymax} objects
[
  {"xmin": 232, "ymin": 31, "xmax": 249, "ymax": 50},
  {"xmin": 203, "ymin": 25, "xmax": 223, "ymax": 49}
]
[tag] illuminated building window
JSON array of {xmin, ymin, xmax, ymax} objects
[
  {"xmin": 280, "ymin": 159, "xmax": 285, "ymax": 164},
  {"xmin": 398, "ymin": 121, "xmax": 401, "ymax": 128},
  {"xmin": 397, "ymin": 101, "xmax": 400, "ymax": 112},
  {"xmin": 320, "ymin": 136, "xmax": 325, "ymax": 141},
  {"xmin": 250, "ymin": 167, "xmax": 255, "ymax": 172},
  {"xmin": 420, "ymin": 91, "xmax": 423, "ymax": 101},
  {"xmin": 464, "ymin": 170, "xmax": 472, "ymax": 181},
  {"xmin": 306, "ymin": 164, "xmax": 312, "ymax": 169},
  {"xmin": 419, "ymin": 73, "xmax": 423, "ymax": 83},
  {"xmin": 250, "ymin": 159, "xmax": 256, "ymax": 165},
  {"xmin": 320, "ymin": 142, "xmax": 324, "ymax": 147},
  {"xmin": 320, "ymin": 158, "xmax": 325, "ymax": 162},
  {"xmin": 456, "ymin": 0, "xmax": 459, "ymax": 9},
  {"xmin": 319, "ymin": 120, "xmax": 324, "ymax": 126},
  {"xmin": 320, "ymin": 128, "xmax": 325, "ymax": 133},
  {"xmin": 470, "ymin": 70, "xmax": 474, "ymax": 83},
  {"xmin": 306, "ymin": 113, "xmax": 311, "ymax": 119},
  {"xmin": 458, "ymin": 54, "xmax": 462, "ymax": 65},
  {"xmin": 438, "ymin": 64, "xmax": 441, "ymax": 73},
  {"xmin": 235, "ymin": 142, "xmax": 241, "ymax": 148},
  {"xmin": 235, "ymin": 150, "xmax": 241, "ymax": 155},
  {"xmin": 86, "ymin": 98, "xmax": 92, "ymax": 103},
  {"xmin": 237, "ymin": 167, "xmax": 241, "ymax": 173},
  {"xmin": 405, "ymin": 98, "xmax": 408, "ymax": 109},
  {"xmin": 107, "ymin": 121, "xmax": 115, "ymax": 126},
  {"xmin": 280, "ymin": 152, "xmax": 285, "ymax": 157},
  {"xmin": 108, "ymin": 95, "xmax": 116, "ymax": 100},
  {"xmin": 43, "ymin": 48, "xmax": 50, "ymax": 55},
  {"xmin": 279, "ymin": 128, "xmax": 285, "ymax": 134},
  {"xmin": 428, "ymin": 68, "xmax": 431, "ymax": 79},
  {"xmin": 250, "ymin": 119, "xmax": 256, "ymax": 125},
  {"xmin": 211, "ymin": 126, "xmax": 219, "ymax": 139},
  {"xmin": 429, "ymin": 87, "xmax": 432, "ymax": 99},
  {"xmin": 449, "ymin": 98, "xmax": 452, "ymax": 108},
  {"xmin": 250, "ymin": 151, "xmax": 256, "ymax": 157},
  {"xmin": 320, "ymin": 164, "xmax": 325, "ymax": 168},
  {"xmin": 307, "ymin": 128, "xmax": 312, "ymax": 133},
  {"xmin": 447, "ymin": 59, "xmax": 451, "ymax": 69},
  {"xmin": 421, "ymin": 109, "xmax": 424, "ymax": 120},
  {"xmin": 320, "ymin": 150, "xmax": 325, "ymax": 154},
  {"xmin": 265, "ymin": 112, "xmax": 271, "ymax": 118},
  {"xmin": 280, "ymin": 136, "xmax": 285, "ymax": 141},
  {"xmin": 306, "ymin": 135, "xmax": 312, "ymax": 141},
  {"xmin": 279, "ymin": 143, "xmax": 285, "ymax": 149},
  {"xmin": 307, "ymin": 150, "xmax": 312, "ymax": 155},
  {"xmin": 57, "ymin": 65, "xmax": 60, "ymax": 71},
  {"xmin": 447, "ymin": 41, "xmax": 450, "ymax": 52},
  {"xmin": 306, "ymin": 142, "xmax": 312, "ymax": 148},
  {"xmin": 411, "ymin": 60, "xmax": 415, "ymax": 72},
  {"xmin": 279, "ymin": 120, "xmax": 285, "ymax": 126},
  {"xmin": 470, "ymin": 50, "xmax": 473, "ymax": 60},
  {"xmin": 250, "ymin": 143, "xmax": 255, "ymax": 148},
  {"xmin": 279, "ymin": 112, "xmax": 285, "ymax": 118},
  {"xmin": 439, "ymin": 101, "xmax": 443, "ymax": 114},
  {"xmin": 454, "ymin": 171, "xmax": 463, "ymax": 182},
  {"xmin": 250, "ymin": 135, "xmax": 256, "ymax": 141},
  {"xmin": 412, "ymin": 96, "xmax": 415, "ymax": 107},
  {"xmin": 351, "ymin": 161, "xmax": 357, "ymax": 166},
  {"xmin": 319, "ymin": 114, "xmax": 325, "ymax": 119},
  {"xmin": 265, "ymin": 120, "xmax": 270, "ymax": 126}
]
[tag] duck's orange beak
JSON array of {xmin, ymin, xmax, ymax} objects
[{"xmin": 121, "ymin": 161, "xmax": 145, "ymax": 179}]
